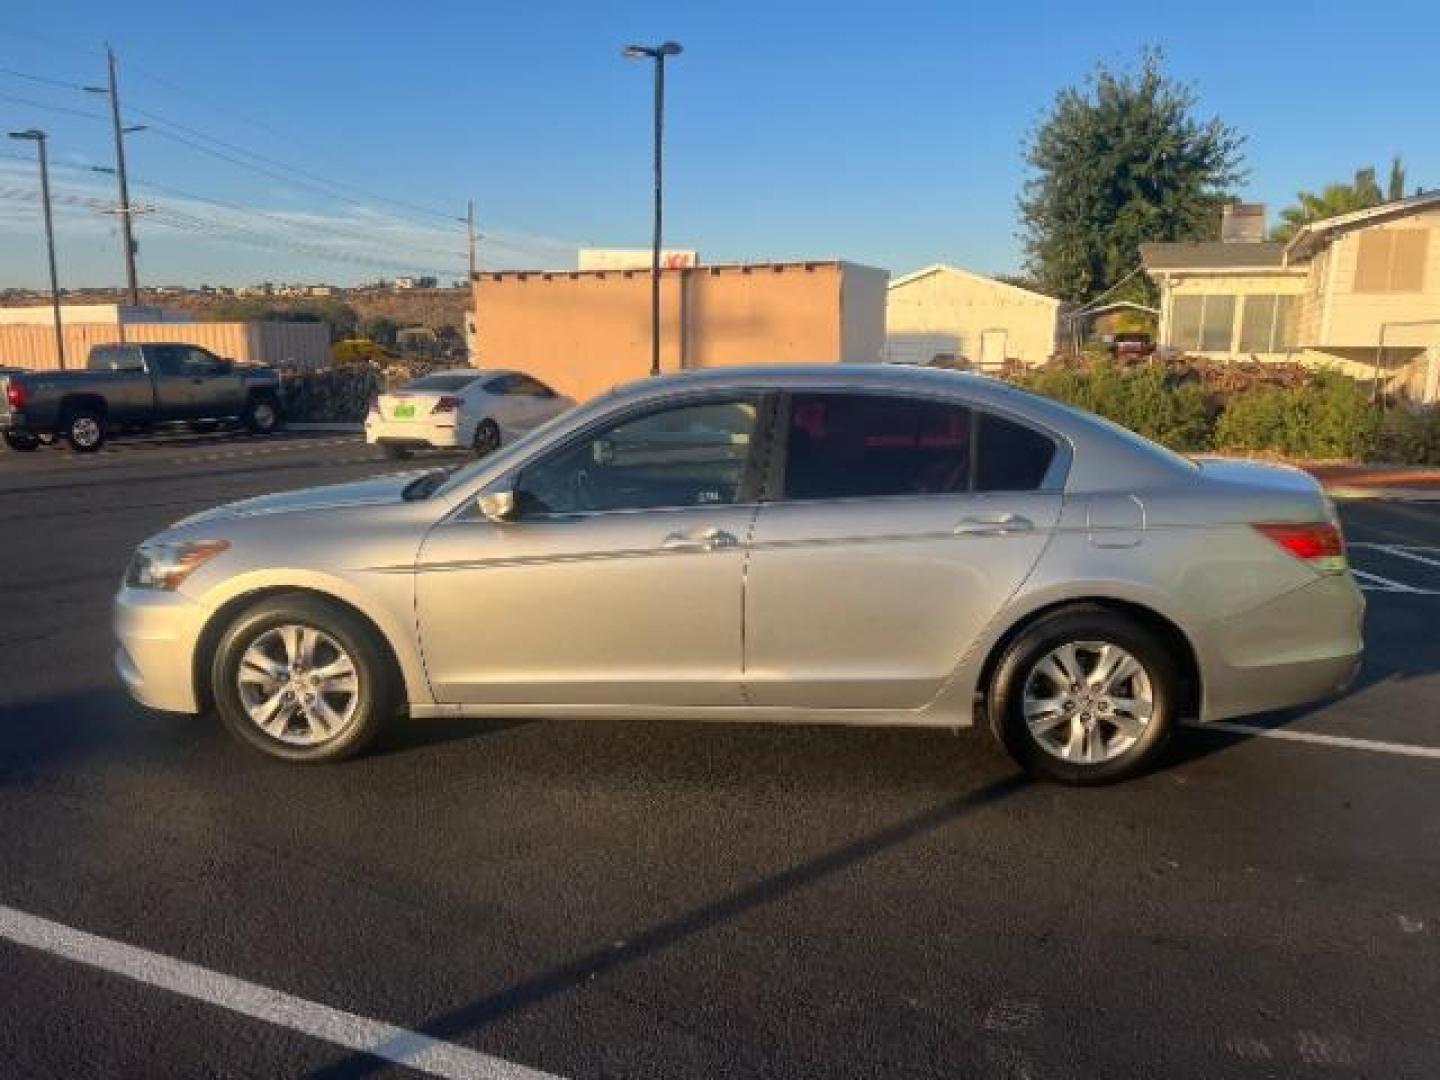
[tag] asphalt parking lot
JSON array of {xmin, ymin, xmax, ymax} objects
[{"xmin": 1, "ymin": 431, "xmax": 1437, "ymax": 1079}]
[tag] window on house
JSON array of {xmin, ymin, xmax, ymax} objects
[
  {"xmin": 1354, "ymin": 230, "xmax": 1430, "ymax": 292},
  {"xmin": 1168, "ymin": 294, "xmax": 1237, "ymax": 352},
  {"xmin": 1238, "ymin": 295, "xmax": 1299, "ymax": 353}
]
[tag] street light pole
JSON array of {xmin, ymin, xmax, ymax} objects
[
  {"xmin": 623, "ymin": 40, "xmax": 683, "ymax": 377},
  {"xmin": 86, "ymin": 45, "xmax": 143, "ymax": 306},
  {"xmin": 9, "ymin": 129, "xmax": 65, "ymax": 369}
]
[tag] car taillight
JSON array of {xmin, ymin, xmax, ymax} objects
[
  {"xmin": 4, "ymin": 381, "xmax": 24, "ymax": 411},
  {"xmin": 366, "ymin": 395, "xmax": 379, "ymax": 414},
  {"xmin": 1253, "ymin": 522, "xmax": 1347, "ymax": 573},
  {"xmin": 432, "ymin": 396, "xmax": 462, "ymax": 414}
]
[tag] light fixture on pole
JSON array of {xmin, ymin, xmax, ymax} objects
[
  {"xmin": 621, "ymin": 40, "xmax": 683, "ymax": 377},
  {"xmin": 8, "ymin": 128, "xmax": 66, "ymax": 370}
]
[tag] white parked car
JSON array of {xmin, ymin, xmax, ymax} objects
[{"xmin": 365, "ymin": 369, "xmax": 573, "ymax": 459}]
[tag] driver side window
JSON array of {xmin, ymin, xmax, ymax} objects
[{"xmin": 517, "ymin": 397, "xmax": 761, "ymax": 515}]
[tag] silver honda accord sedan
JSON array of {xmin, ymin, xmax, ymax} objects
[{"xmin": 113, "ymin": 364, "xmax": 1363, "ymax": 783}]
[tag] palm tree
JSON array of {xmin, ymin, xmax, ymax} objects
[{"xmin": 1271, "ymin": 167, "xmax": 1386, "ymax": 242}]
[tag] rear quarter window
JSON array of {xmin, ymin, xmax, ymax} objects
[{"xmin": 975, "ymin": 412, "xmax": 1058, "ymax": 491}]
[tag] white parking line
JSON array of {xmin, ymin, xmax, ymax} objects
[
  {"xmin": 1354, "ymin": 543, "xmax": 1440, "ymax": 571},
  {"xmin": 1188, "ymin": 721, "xmax": 1440, "ymax": 760},
  {"xmin": 0, "ymin": 904, "xmax": 562, "ymax": 1080},
  {"xmin": 1349, "ymin": 568, "xmax": 1429, "ymax": 594}
]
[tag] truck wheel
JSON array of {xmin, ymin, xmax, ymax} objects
[
  {"xmin": 3, "ymin": 431, "xmax": 40, "ymax": 453},
  {"xmin": 62, "ymin": 408, "xmax": 106, "ymax": 453},
  {"xmin": 243, "ymin": 394, "xmax": 282, "ymax": 435}
]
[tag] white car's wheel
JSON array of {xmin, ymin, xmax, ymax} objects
[{"xmin": 472, "ymin": 418, "xmax": 501, "ymax": 456}]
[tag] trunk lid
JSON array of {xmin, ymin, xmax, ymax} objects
[
  {"xmin": 1193, "ymin": 457, "xmax": 1335, "ymax": 521},
  {"xmin": 376, "ymin": 390, "xmax": 455, "ymax": 422}
]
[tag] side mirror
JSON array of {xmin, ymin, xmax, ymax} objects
[{"xmin": 476, "ymin": 488, "xmax": 517, "ymax": 522}]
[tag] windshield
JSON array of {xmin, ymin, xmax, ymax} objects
[{"xmin": 432, "ymin": 397, "xmax": 589, "ymax": 498}]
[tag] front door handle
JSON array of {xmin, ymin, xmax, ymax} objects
[
  {"xmin": 660, "ymin": 527, "xmax": 740, "ymax": 552},
  {"xmin": 954, "ymin": 513, "xmax": 1034, "ymax": 537}
]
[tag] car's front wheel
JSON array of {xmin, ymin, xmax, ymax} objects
[
  {"xmin": 211, "ymin": 595, "xmax": 399, "ymax": 763},
  {"xmin": 243, "ymin": 393, "xmax": 282, "ymax": 435},
  {"xmin": 988, "ymin": 607, "xmax": 1177, "ymax": 785}
]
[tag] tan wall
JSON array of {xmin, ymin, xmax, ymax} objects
[
  {"xmin": 1307, "ymin": 208, "xmax": 1440, "ymax": 347},
  {"xmin": 885, "ymin": 269, "xmax": 1060, "ymax": 367},
  {"xmin": 0, "ymin": 321, "xmax": 330, "ymax": 372},
  {"xmin": 472, "ymin": 261, "xmax": 886, "ymax": 401}
]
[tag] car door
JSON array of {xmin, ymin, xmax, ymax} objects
[
  {"xmin": 416, "ymin": 392, "xmax": 771, "ymax": 706},
  {"xmin": 477, "ymin": 374, "xmax": 534, "ymax": 439},
  {"xmin": 145, "ymin": 345, "xmax": 198, "ymax": 419},
  {"xmin": 743, "ymin": 390, "xmax": 1065, "ymax": 710},
  {"xmin": 511, "ymin": 374, "xmax": 570, "ymax": 426},
  {"xmin": 184, "ymin": 347, "xmax": 247, "ymax": 417}
]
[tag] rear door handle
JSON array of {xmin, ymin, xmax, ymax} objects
[
  {"xmin": 954, "ymin": 514, "xmax": 1034, "ymax": 537},
  {"xmin": 660, "ymin": 527, "xmax": 740, "ymax": 552}
]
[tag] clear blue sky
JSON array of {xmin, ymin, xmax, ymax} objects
[{"xmin": 2, "ymin": 0, "xmax": 1437, "ymax": 288}]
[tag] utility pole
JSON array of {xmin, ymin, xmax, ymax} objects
[
  {"xmin": 622, "ymin": 41, "xmax": 683, "ymax": 377},
  {"xmin": 466, "ymin": 199, "xmax": 477, "ymax": 279},
  {"xmin": 86, "ymin": 46, "xmax": 142, "ymax": 306},
  {"xmin": 8, "ymin": 129, "xmax": 65, "ymax": 369}
]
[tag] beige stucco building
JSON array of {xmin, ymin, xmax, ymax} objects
[
  {"xmin": 884, "ymin": 264, "xmax": 1060, "ymax": 370},
  {"xmin": 1142, "ymin": 192, "xmax": 1440, "ymax": 401},
  {"xmin": 470, "ymin": 260, "xmax": 888, "ymax": 401}
]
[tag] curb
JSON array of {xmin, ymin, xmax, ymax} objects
[
  {"xmin": 1326, "ymin": 486, "xmax": 1440, "ymax": 503},
  {"xmin": 287, "ymin": 422, "xmax": 363, "ymax": 433}
]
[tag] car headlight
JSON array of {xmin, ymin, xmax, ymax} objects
[{"xmin": 125, "ymin": 539, "xmax": 230, "ymax": 591}]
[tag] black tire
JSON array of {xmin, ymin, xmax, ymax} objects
[
  {"xmin": 61, "ymin": 407, "xmax": 106, "ymax": 453},
  {"xmin": 211, "ymin": 594, "xmax": 400, "ymax": 764},
  {"xmin": 3, "ymin": 430, "xmax": 40, "ymax": 453},
  {"xmin": 381, "ymin": 443, "xmax": 413, "ymax": 460},
  {"xmin": 472, "ymin": 418, "xmax": 501, "ymax": 456},
  {"xmin": 243, "ymin": 393, "xmax": 282, "ymax": 435},
  {"xmin": 189, "ymin": 419, "xmax": 221, "ymax": 434},
  {"xmin": 987, "ymin": 607, "xmax": 1178, "ymax": 785}
]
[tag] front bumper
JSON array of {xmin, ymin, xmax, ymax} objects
[
  {"xmin": 364, "ymin": 415, "xmax": 467, "ymax": 449},
  {"xmin": 113, "ymin": 587, "xmax": 209, "ymax": 713}
]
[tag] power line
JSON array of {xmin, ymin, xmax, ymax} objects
[
  {"xmin": 0, "ymin": 89, "xmax": 108, "ymax": 122},
  {"xmin": 0, "ymin": 66, "xmax": 87, "ymax": 92}
]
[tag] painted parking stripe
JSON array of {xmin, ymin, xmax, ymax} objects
[
  {"xmin": 0, "ymin": 904, "xmax": 562, "ymax": 1080},
  {"xmin": 1187, "ymin": 721, "xmax": 1440, "ymax": 760},
  {"xmin": 1359, "ymin": 544, "xmax": 1440, "ymax": 571},
  {"xmin": 1348, "ymin": 568, "xmax": 1431, "ymax": 594}
]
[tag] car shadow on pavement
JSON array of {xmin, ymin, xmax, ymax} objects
[{"xmin": 303, "ymin": 771, "xmax": 1030, "ymax": 1080}]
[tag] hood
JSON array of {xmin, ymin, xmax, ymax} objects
[{"xmin": 172, "ymin": 471, "xmax": 428, "ymax": 527}]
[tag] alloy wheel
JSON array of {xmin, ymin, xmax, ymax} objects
[
  {"xmin": 1021, "ymin": 640, "xmax": 1154, "ymax": 764},
  {"xmin": 236, "ymin": 624, "xmax": 360, "ymax": 746}
]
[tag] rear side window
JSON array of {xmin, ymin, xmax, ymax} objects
[
  {"xmin": 782, "ymin": 393, "xmax": 973, "ymax": 500},
  {"xmin": 406, "ymin": 374, "xmax": 479, "ymax": 392},
  {"xmin": 88, "ymin": 345, "xmax": 143, "ymax": 372},
  {"xmin": 974, "ymin": 412, "xmax": 1057, "ymax": 492}
]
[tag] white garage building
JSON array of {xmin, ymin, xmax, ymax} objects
[{"xmin": 885, "ymin": 264, "xmax": 1060, "ymax": 370}]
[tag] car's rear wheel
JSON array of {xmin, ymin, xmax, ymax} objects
[
  {"xmin": 988, "ymin": 608, "xmax": 1177, "ymax": 785},
  {"xmin": 62, "ymin": 407, "xmax": 106, "ymax": 453},
  {"xmin": 381, "ymin": 443, "xmax": 413, "ymax": 460},
  {"xmin": 211, "ymin": 595, "xmax": 399, "ymax": 763},
  {"xmin": 472, "ymin": 418, "xmax": 501, "ymax": 456},
  {"xmin": 3, "ymin": 431, "xmax": 40, "ymax": 452}
]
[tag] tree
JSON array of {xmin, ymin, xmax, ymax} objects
[
  {"xmin": 1271, "ymin": 166, "xmax": 1387, "ymax": 242},
  {"xmin": 1387, "ymin": 156, "xmax": 1406, "ymax": 201},
  {"xmin": 361, "ymin": 315, "xmax": 401, "ymax": 348},
  {"xmin": 1019, "ymin": 49, "xmax": 1246, "ymax": 302}
]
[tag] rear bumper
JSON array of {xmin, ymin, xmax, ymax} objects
[
  {"xmin": 1198, "ymin": 572, "xmax": 1365, "ymax": 722},
  {"xmin": 113, "ymin": 587, "xmax": 208, "ymax": 713},
  {"xmin": 364, "ymin": 415, "xmax": 466, "ymax": 449}
]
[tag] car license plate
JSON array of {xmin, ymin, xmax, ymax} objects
[{"xmin": 393, "ymin": 403, "xmax": 415, "ymax": 420}]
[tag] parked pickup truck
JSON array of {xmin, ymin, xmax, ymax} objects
[{"xmin": 0, "ymin": 342, "xmax": 283, "ymax": 453}]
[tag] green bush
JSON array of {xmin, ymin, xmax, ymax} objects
[
  {"xmin": 1373, "ymin": 408, "xmax": 1440, "ymax": 465},
  {"xmin": 1214, "ymin": 371, "xmax": 1377, "ymax": 459},
  {"xmin": 1018, "ymin": 362, "xmax": 1215, "ymax": 452}
]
